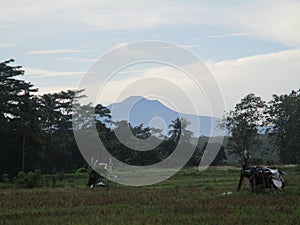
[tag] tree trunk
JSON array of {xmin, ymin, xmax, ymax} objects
[{"xmin": 21, "ymin": 132, "xmax": 26, "ymax": 171}]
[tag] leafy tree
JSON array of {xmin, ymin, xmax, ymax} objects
[
  {"xmin": 0, "ymin": 59, "xmax": 44, "ymax": 175},
  {"xmin": 265, "ymin": 89, "xmax": 300, "ymax": 164},
  {"xmin": 95, "ymin": 104, "xmax": 112, "ymax": 122},
  {"xmin": 224, "ymin": 93, "xmax": 266, "ymax": 159},
  {"xmin": 18, "ymin": 92, "xmax": 45, "ymax": 172},
  {"xmin": 95, "ymin": 103, "xmax": 112, "ymax": 139},
  {"xmin": 39, "ymin": 90, "xmax": 85, "ymax": 173},
  {"xmin": 107, "ymin": 121, "xmax": 167, "ymax": 166}
]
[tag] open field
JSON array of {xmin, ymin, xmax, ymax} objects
[{"xmin": 1, "ymin": 166, "xmax": 300, "ymax": 225}]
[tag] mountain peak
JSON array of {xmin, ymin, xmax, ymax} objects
[{"xmin": 107, "ymin": 96, "xmax": 224, "ymax": 137}]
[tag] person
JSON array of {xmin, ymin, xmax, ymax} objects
[{"xmin": 87, "ymin": 169, "xmax": 100, "ymax": 188}]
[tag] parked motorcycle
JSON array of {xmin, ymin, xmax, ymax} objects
[{"xmin": 237, "ymin": 150, "xmax": 286, "ymax": 193}]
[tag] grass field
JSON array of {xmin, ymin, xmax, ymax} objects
[{"xmin": 1, "ymin": 166, "xmax": 299, "ymax": 225}]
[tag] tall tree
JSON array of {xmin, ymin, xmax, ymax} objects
[
  {"xmin": 0, "ymin": 59, "xmax": 43, "ymax": 174},
  {"xmin": 95, "ymin": 103, "xmax": 112, "ymax": 138},
  {"xmin": 168, "ymin": 117, "xmax": 193, "ymax": 143},
  {"xmin": 265, "ymin": 89, "xmax": 300, "ymax": 164},
  {"xmin": 39, "ymin": 89, "xmax": 85, "ymax": 172},
  {"xmin": 224, "ymin": 93, "xmax": 266, "ymax": 159}
]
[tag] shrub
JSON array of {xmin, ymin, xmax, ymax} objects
[
  {"xmin": 57, "ymin": 173, "xmax": 65, "ymax": 181},
  {"xmin": 294, "ymin": 164, "xmax": 300, "ymax": 171},
  {"xmin": 15, "ymin": 169, "xmax": 44, "ymax": 188},
  {"xmin": 1, "ymin": 173, "xmax": 9, "ymax": 183}
]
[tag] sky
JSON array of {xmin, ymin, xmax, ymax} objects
[{"xmin": 1, "ymin": 0, "xmax": 300, "ymax": 117}]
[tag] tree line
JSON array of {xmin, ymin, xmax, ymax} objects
[
  {"xmin": 224, "ymin": 91, "xmax": 300, "ymax": 164},
  {"xmin": 0, "ymin": 60, "xmax": 213, "ymax": 176},
  {"xmin": 0, "ymin": 59, "xmax": 299, "ymax": 177}
]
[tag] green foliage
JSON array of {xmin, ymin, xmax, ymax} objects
[
  {"xmin": 0, "ymin": 59, "xmax": 42, "ymax": 175},
  {"xmin": 1, "ymin": 173, "xmax": 9, "ymax": 183},
  {"xmin": 15, "ymin": 169, "xmax": 44, "ymax": 188},
  {"xmin": 224, "ymin": 93, "xmax": 266, "ymax": 159},
  {"xmin": 39, "ymin": 89, "xmax": 86, "ymax": 173},
  {"xmin": 108, "ymin": 117, "xmax": 196, "ymax": 166},
  {"xmin": 0, "ymin": 59, "xmax": 89, "ymax": 175},
  {"xmin": 266, "ymin": 89, "xmax": 300, "ymax": 164}
]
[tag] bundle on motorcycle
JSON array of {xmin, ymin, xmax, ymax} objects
[{"xmin": 237, "ymin": 150, "xmax": 286, "ymax": 193}]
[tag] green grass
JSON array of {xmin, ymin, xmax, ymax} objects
[{"xmin": 0, "ymin": 166, "xmax": 299, "ymax": 225}]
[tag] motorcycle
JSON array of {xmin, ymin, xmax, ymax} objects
[{"xmin": 237, "ymin": 150, "xmax": 286, "ymax": 193}]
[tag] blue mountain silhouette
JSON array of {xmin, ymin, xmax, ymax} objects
[{"xmin": 107, "ymin": 96, "xmax": 224, "ymax": 137}]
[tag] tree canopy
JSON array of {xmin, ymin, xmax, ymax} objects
[
  {"xmin": 266, "ymin": 89, "xmax": 300, "ymax": 164},
  {"xmin": 224, "ymin": 93, "xmax": 266, "ymax": 159}
]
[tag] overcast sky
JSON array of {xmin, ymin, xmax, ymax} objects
[{"xmin": 1, "ymin": 0, "xmax": 300, "ymax": 117}]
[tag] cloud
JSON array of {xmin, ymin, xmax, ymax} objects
[
  {"xmin": 216, "ymin": 0, "xmax": 300, "ymax": 47},
  {"xmin": 24, "ymin": 67, "xmax": 84, "ymax": 77},
  {"xmin": 117, "ymin": 70, "xmax": 145, "ymax": 74},
  {"xmin": 27, "ymin": 49, "xmax": 87, "ymax": 55},
  {"xmin": 207, "ymin": 48, "xmax": 300, "ymax": 110},
  {"xmin": 56, "ymin": 56, "xmax": 96, "ymax": 63},
  {"xmin": 92, "ymin": 48, "xmax": 300, "ymax": 116},
  {"xmin": 0, "ymin": 42, "xmax": 16, "ymax": 48},
  {"xmin": 23, "ymin": 48, "xmax": 299, "ymax": 117},
  {"xmin": 94, "ymin": 63, "xmax": 217, "ymax": 117},
  {"xmin": 36, "ymin": 86, "xmax": 80, "ymax": 95},
  {"xmin": 1, "ymin": 0, "xmax": 299, "ymax": 47},
  {"xmin": 208, "ymin": 32, "xmax": 251, "ymax": 39},
  {"xmin": 157, "ymin": 45, "xmax": 198, "ymax": 49},
  {"xmin": 0, "ymin": 0, "xmax": 205, "ymax": 30},
  {"xmin": 1, "ymin": 0, "xmax": 299, "ymax": 115}
]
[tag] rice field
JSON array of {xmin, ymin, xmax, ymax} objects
[{"xmin": 0, "ymin": 166, "xmax": 299, "ymax": 225}]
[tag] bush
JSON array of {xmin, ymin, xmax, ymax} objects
[
  {"xmin": 1, "ymin": 173, "xmax": 9, "ymax": 183},
  {"xmin": 294, "ymin": 164, "xmax": 300, "ymax": 171},
  {"xmin": 15, "ymin": 169, "xmax": 44, "ymax": 188}
]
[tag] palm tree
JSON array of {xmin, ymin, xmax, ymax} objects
[
  {"xmin": 169, "ymin": 118, "xmax": 181, "ymax": 143},
  {"xmin": 168, "ymin": 117, "xmax": 193, "ymax": 143}
]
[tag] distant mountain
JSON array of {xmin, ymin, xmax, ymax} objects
[{"xmin": 107, "ymin": 96, "xmax": 224, "ymax": 137}]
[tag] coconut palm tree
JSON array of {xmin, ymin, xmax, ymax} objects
[{"xmin": 168, "ymin": 117, "xmax": 193, "ymax": 143}]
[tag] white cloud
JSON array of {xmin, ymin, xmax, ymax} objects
[
  {"xmin": 208, "ymin": 32, "xmax": 251, "ymax": 39},
  {"xmin": 57, "ymin": 56, "xmax": 96, "ymax": 63},
  {"xmin": 24, "ymin": 67, "xmax": 84, "ymax": 77},
  {"xmin": 93, "ymin": 48, "xmax": 300, "ymax": 117},
  {"xmin": 207, "ymin": 48, "xmax": 300, "ymax": 111},
  {"xmin": 0, "ymin": 0, "xmax": 205, "ymax": 30},
  {"xmin": 27, "ymin": 49, "xmax": 87, "ymax": 55},
  {"xmin": 23, "ymin": 48, "xmax": 299, "ymax": 117},
  {"xmin": 1, "ymin": 0, "xmax": 299, "ymax": 114},
  {"xmin": 216, "ymin": 0, "xmax": 300, "ymax": 47},
  {"xmin": 35, "ymin": 86, "xmax": 79, "ymax": 95},
  {"xmin": 157, "ymin": 45, "xmax": 198, "ymax": 49},
  {"xmin": 1, "ymin": 0, "xmax": 299, "ymax": 47},
  {"xmin": 0, "ymin": 42, "xmax": 16, "ymax": 48},
  {"xmin": 95, "ymin": 63, "xmax": 217, "ymax": 117}
]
